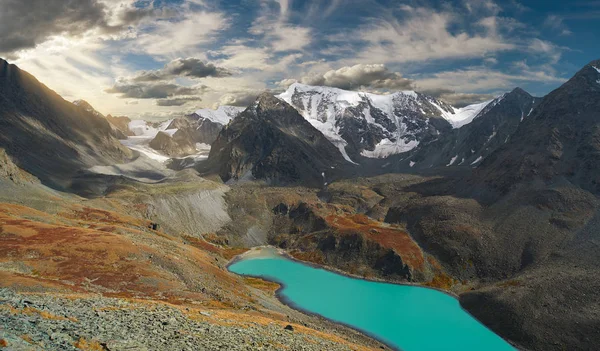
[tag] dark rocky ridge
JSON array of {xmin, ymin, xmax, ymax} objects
[
  {"xmin": 381, "ymin": 59, "xmax": 600, "ymax": 351},
  {"xmin": 404, "ymin": 88, "xmax": 542, "ymax": 169},
  {"xmin": 476, "ymin": 60, "xmax": 600, "ymax": 196},
  {"xmin": 0, "ymin": 59, "xmax": 132, "ymax": 189},
  {"xmin": 201, "ymin": 93, "xmax": 349, "ymax": 187}
]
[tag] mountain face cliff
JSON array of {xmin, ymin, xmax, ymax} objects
[
  {"xmin": 202, "ymin": 93, "xmax": 348, "ymax": 186},
  {"xmin": 476, "ymin": 60, "xmax": 600, "ymax": 195},
  {"xmin": 404, "ymin": 88, "xmax": 542, "ymax": 169},
  {"xmin": 0, "ymin": 59, "xmax": 132, "ymax": 189},
  {"xmin": 278, "ymin": 83, "xmax": 489, "ymax": 161},
  {"xmin": 188, "ymin": 106, "xmax": 244, "ymax": 145}
]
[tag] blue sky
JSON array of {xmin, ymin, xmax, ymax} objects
[{"xmin": 2, "ymin": 0, "xmax": 599, "ymax": 119}]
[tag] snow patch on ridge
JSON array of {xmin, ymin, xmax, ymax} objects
[
  {"xmin": 194, "ymin": 106, "xmax": 244, "ymax": 125},
  {"xmin": 446, "ymin": 155, "xmax": 458, "ymax": 166}
]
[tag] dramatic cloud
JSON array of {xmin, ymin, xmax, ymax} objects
[
  {"xmin": 0, "ymin": 0, "xmax": 106, "ymax": 56},
  {"xmin": 155, "ymin": 97, "xmax": 201, "ymax": 106},
  {"xmin": 298, "ymin": 64, "xmax": 415, "ymax": 91},
  {"xmin": 249, "ymin": 0, "xmax": 312, "ymax": 53},
  {"xmin": 0, "ymin": 0, "xmax": 170, "ymax": 57},
  {"xmin": 131, "ymin": 58, "xmax": 231, "ymax": 82},
  {"xmin": 328, "ymin": 6, "xmax": 515, "ymax": 65},
  {"xmin": 4, "ymin": 0, "xmax": 587, "ymax": 118},
  {"xmin": 133, "ymin": 10, "xmax": 228, "ymax": 56},
  {"xmin": 105, "ymin": 82, "xmax": 208, "ymax": 99}
]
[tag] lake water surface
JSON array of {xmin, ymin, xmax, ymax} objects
[{"xmin": 228, "ymin": 248, "xmax": 515, "ymax": 351}]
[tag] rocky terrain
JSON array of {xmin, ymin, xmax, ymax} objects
[
  {"xmin": 1, "ymin": 58, "xmax": 600, "ymax": 351},
  {"xmin": 0, "ymin": 289, "xmax": 378, "ymax": 351},
  {"xmin": 190, "ymin": 106, "xmax": 244, "ymax": 145},
  {"xmin": 402, "ymin": 88, "xmax": 542, "ymax": 169}
]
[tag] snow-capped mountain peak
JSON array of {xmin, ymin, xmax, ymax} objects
[{"xmin": 277, "ymin": 83, "xmax": 492, "ymax": 160}]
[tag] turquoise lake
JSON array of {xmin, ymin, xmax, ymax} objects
[{"xmin": 228, "ymin": 249, "xmax": 515, "ymax": 351}]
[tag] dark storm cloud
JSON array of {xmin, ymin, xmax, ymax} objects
[
  {"xmin": 299, "ymin": 64, "xmax": 415, "ymax": 91},
  {"xmin": 0, "ymin": 0, "xmax": 167, "ymax": 56},
  {"xmin": 105, "ymin": 82, "xmax": 208, "ymax": 99},
  {"xmin": 0, "ymin": 0, "xmax": 107, "ymax": 54},
  {"xmin": 131, "ymin": 58, "xmax": 232, "ymax": 82},
  {"xmin": 155, "ymin": 97, "xmax": 201, "ymax": 106}
]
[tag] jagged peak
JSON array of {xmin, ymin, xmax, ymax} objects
[{"xmin": 508, "ymin": 87, "xmax": 531, "ymax": 97}]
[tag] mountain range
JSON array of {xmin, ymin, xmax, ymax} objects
[{"xmin": 0, "ymin": 57, "xmax": 599, "ymax": 351}]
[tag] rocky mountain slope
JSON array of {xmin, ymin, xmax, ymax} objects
[
  {"xmin": 381, "ymin": 60, "xmax": 600, "ymax": 350},
  {"xmin": 403, "ymin": 88, "xmax": 542, "ymax": 169},
  {"xmin": 278, "ymin": 83, "xmax": 488, "ymax": 161},
  {"xmin": 477, "ymin": 60, "xmax": 600, "ymax": 196},
  {"xmin": 0, "ymin": 59, "xmax": 132, "ymax": 189},
  {"xmin": 202, "ymin": 93, "xmax": 349, "ymax": 187},
  {"xmin": 190, "ymin": 105, "xmax": 244, "ymax": 145}
]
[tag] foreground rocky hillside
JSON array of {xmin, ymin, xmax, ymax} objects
[{"xmin": 0, "ymin": 156, "xmax": 382, "ymax": 350}]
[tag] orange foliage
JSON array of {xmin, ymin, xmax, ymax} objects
[
  {"xmin": 323, "ymin": 213, "xmax": 425, "ymax": 270},
  {"xmin": 74, "ymin": 338, "xmax": 105, "ymax": 351}
]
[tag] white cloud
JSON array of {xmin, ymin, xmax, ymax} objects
[
  {"xmin": 416, "ymin": 65, "xmax": 565, "ymax": 93},
  {"xmin": 339, "ymin": 6, "xmax": 516, "ymax": 65},
  {"xmin": 134, "ymin": 11, "xmax": 229, "ymax": 57}
]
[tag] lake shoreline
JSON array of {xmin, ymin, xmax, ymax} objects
[
  {"xmin": 227, "ymin": 247, "xmax": 401, "ymax": 351},
  {"xmin": 227, "ymin": 246, "xmax": 459, "ymax": 298},
  {"xmin": 227, "ymin": 246, "xmax": 519, "ymax": 351}
]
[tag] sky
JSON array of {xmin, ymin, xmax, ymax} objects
[{"xmin": 1, "ymin": 0, "xmax": 599, "ymax": 120}]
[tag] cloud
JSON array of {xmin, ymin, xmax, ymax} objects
[
  {"xmin": 324, "ymin": 6, "xmax": 515, "ymax": 65},
  {"xmin": 298, "ymin": 64, "xmax": 415, "ymax": 91},
  {"xmin": 416, "ymin": 65, "xmax": 565, "ymax": 94},
  {"xmin": 105, "ymin": 82, "xmax": 208, "ymax": 99},
  {"xmin": 133, "ymin": 10, "xmax": 228, "ymax": 56},
  {"xmin": 131, "ymin": 58, "xmax": 231, "ymax": 82},
  {"xmin": 543, "ymin": 15, "xmax": 573, "ymax": 36},
  {"xmin": 249, "ymin": 0, "xmax": 312, "ymax": 53},
  {"xmin": 0, "ymin": 0, "xmax": 106, "ymax": 56},
  {"xmin": 422, "ymin": 88, "xmax": 495, "ymax": 107},
  {"xmin": 155, "ymin": 97, "xmax": 201, "ymax": 106},
  {"xmin": 277, "ymin": 78, "xmax": 298, "ymax": 89},
  {"xmin": 218, "ymin": 90, "xmax": 261, "ymax": 107},
  {"xmin": 0, "ymin": 0, "xmax": 170, "ymax": 58}
]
